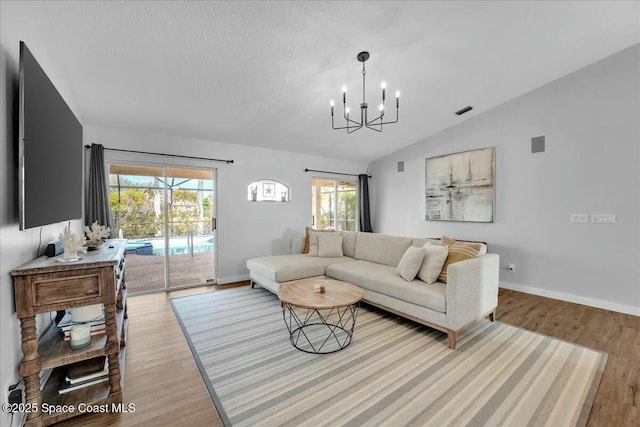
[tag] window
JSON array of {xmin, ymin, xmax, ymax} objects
[
  {"xmin": 248, "ymin": 179, "xmax": 290, "ymax": 202},
  {"xmin": 311, "ymin": 178, "xmax": 358, "ymax": 231}
]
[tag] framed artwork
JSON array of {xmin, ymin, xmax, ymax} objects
[{"xmin": 425, "ymin": 147, "xmax": 495, "ymax": 222}]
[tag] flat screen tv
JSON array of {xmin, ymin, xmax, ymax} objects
[{"xmin": 19, "ymin": 41, "xmax": 83, "ymax": 230}]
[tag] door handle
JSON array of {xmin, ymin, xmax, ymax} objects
[{"xmin": 212, "ymin": 218, "xmax": 217, "ymax": 231}]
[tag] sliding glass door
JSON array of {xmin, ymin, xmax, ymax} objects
[
  {"xmin": 108, "ymin": 163, "xmax": 216, "ymax": 293},
  {"xmin": 165, "ymin": 167, "xmax": 215, "ymax": 289}
]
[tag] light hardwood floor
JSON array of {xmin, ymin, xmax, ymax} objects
[
  {"xmin": 55, "ymin": 286, "xmax": 638, "ymax": 426},
  {"xmin": 498, "ymin": 288, "xmax": 639, "ymax": 426},
  {"xmin": 55, "ymin": 284, "xmax": 229, "ymax": 427}
]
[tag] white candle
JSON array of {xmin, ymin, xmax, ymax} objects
[{"xmin": 69, "ymin": 325, "xmax": 91, "ymax": 349}]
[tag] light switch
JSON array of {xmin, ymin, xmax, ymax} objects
[
  {"xmin": 591, "ymin": 214, "xmax": 616, "ymax": 224},
  {"xmin": 570, "ymin": 214, "xmax": 588, "ymax": 224}
]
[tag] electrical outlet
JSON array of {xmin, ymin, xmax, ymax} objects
[
  {"xmin": 591, "ymin": 214, "xmax": 616, "ymax": 224},
  {"xmin": 570, "ymin": 214, "xmax": 588, "ymax": 224}
]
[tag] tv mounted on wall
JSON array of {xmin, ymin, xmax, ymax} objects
[{"xmin": 19, "ymin": 41, "xmax": 83, "ymax": 230}]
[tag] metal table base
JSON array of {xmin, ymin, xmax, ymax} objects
[{"xmin": 281, "ymin": 301, "xmax": 361, "ymax": 354}]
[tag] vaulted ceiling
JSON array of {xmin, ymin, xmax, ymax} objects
[{"xmin": 37, "ymin": 1, "xmax": 639, "ymax": 162}]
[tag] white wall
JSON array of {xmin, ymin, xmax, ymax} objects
[
  {"xmin": 369, "ymin": 44, "xmax": 640, "ymax": 315},
  {"xmin": 0, "ymin": 2, "xmax": 85, "ymax": 424},
  {"xmin": 85, "ymin": 126, "xmax": 367, "ymax": 284}
]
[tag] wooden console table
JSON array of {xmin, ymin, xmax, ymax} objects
[{"xmin": 11, "ymin": 239, "xmax": 128, "ymax": 427}]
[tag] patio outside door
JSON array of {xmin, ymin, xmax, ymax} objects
[
  {"xmin": 108, "ymin": 163, "xmax": 216, "ymax": 293},
  {"xmin": 166, "ymin": 167, "xmax": 216, "ymax": 289}
]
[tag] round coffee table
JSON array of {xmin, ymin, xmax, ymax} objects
[{"xmin": 279, "ymin": 277, "xmax": 363, "ymax": 354}]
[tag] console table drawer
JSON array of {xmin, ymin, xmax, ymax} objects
[{"xmin": 33, "ymin": 274, "xmax": 101, "ymax": 306}]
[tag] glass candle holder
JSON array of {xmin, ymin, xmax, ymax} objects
[{"xmin": 69, "ymin": 324, "xmax": 91, "ymax": 349}]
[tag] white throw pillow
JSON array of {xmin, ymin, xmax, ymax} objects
[
  {"xmin": 307, "ymin": 230, "xmax": 335, "ymax": 256},
  {"xmin": 304, "ymin": 227, "xmax": 335, "ymax": 255},
  {"xmin": 318, "ymin": 233, "xmax": 344, "ymax": 258},
  {"xmin": 417, "ymin": 243, "xmax": 449, "ymax": 284},
  {"xmin": 395, "ymin": 246, "xmax": 425, "ymax": 281}
]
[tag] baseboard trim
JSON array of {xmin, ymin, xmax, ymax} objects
[
  {"xmin": 217, "ymin": 274, "xmax": 250, "ymax": 285},
  {"xmin": 500, "ymin": 281, "xmax": 640, "ymax": 316}
]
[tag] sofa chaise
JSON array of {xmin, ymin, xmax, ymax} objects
[{"xmin": 247, "ymin": 231, "xmax": 500, "ymax": 349}]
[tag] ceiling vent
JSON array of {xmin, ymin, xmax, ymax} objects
[{"xmin": 454, "ymin": 106, "xmax": 473, "ymax": 116}]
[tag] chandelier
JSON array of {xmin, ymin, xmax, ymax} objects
[{"xmin": 330, "ymin": 51, "xmax": 400, "ymax": 133}]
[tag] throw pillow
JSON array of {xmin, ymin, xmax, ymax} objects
[
  {"xmin": 441, "ymin": 235, "xmax": 456, "ymax": 246},
  {"xmin": 395, "ymin": 246, "xmax": 425, "ymax": 281},
  {"xmin": 441, "ymin": 235, "xmax": 487, "ymax": 254},
  {"xmin": 302, "ymin": 226, "xmax": 330, "ymax": 253},
  {"xmin": 302, "ymin": 227, "xmax": 312, "ymax": 253},
  {"xmin": 438, "ymin": 236, "xmax": 483, "ymax": 283},
  {"xmin": 318, "ymin": 233, "xmax": 344, "ymax": 258},
  {"xmin": 417, "ymin": 243, "xmax": 449, "ymax": 284},
  {"xmin": 307, "ymin": 229, "xmax": 336, "ymax": 256}
]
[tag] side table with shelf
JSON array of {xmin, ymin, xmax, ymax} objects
[{"xmin": 11, "ymin": 239, "xmax": 128, "ymax": 427}]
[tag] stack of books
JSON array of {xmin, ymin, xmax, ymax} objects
[
  {"xmin": 58, "ymin": 357, "xmax": 109, "ymax": 394},
  {"xmin": 57, "ymin": 311, "xmax": 106, "ymax": 342}
]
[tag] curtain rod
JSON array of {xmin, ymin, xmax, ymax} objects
[
  {"xmin": 85, "ymin": 145, "xmax": 234, "ymax": 164},
  {"xmin": 304, "ymin": 168, "xmax": 371, "ymax": 178}
]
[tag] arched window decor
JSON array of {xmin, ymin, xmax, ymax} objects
[{"xmin": 248, "ymin": 179, "xmax": 291, "ymax": 202}]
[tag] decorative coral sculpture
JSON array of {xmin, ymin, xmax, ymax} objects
[
  {"xmin": 84, "ymin": 221, "xmax": 111, "ymax": 248},
  {"xmin": 59, "ymin": 227, "xmax": 87, "ymax": 259}
]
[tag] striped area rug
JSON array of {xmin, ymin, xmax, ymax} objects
[{"xmin": 171, "ymin": 286, "xmax": 606, "ymax": 427}]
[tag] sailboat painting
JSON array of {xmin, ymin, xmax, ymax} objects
[{"xmin": 425, "ymin": 147, "xmax": 495, "ymax": 222}]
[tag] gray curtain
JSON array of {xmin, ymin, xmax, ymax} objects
[
  {"xmin": 358, "ymin": 174, "xmax": 373, "ymax": 232},
  {"xmin": 86, "ymin": 143, "xmax": 114, "ymax": 235}
]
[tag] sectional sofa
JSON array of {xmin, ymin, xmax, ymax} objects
[{"xmin": 247, "ymin": 231, "xmax": 500, "ymax": 349}]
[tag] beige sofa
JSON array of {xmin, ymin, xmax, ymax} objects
[{"xmin": 247, "ymin": 231, "xmax": 500, "ymax": 349}]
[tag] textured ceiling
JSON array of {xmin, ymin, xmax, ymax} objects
[{"xmin": 37, "ymin": 1, "xmax": 640, "ymax": 162}]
